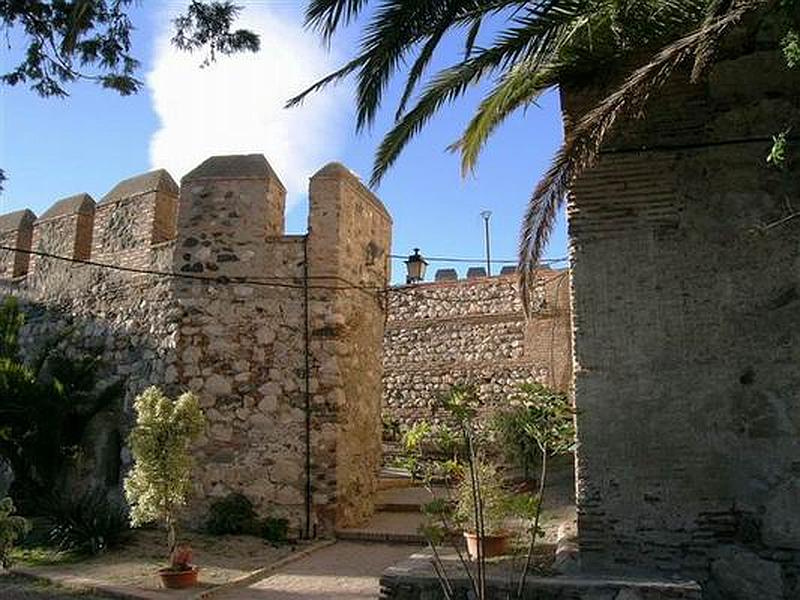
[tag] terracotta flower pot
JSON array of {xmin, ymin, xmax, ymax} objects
[
  {"xmin": 158, "ymin": 566, "xmax": 199, "ymax": 589},
  {"xmin": 463, "ymin": 531, "xmax": 510, "ymax": 559}
]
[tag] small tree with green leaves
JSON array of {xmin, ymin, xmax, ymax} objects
[
  {"xmin": 124, "ymin": 387, "xmax": 204, "ymax": 567},
  {"xmin": 0, "ymin": 496, "xmax": 30, "ymax": 569},
  {"xmin": 496, "ymin": 383, "xmax": 575, "ymax": 597}
]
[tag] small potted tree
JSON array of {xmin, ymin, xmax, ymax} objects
[
  {"xmin": 124, "ymin": 387, "xmax": 205, "ymax": 589},
  {"xmin": 455, "ymin": 461, "xmax": 512, "ymax": 559}
]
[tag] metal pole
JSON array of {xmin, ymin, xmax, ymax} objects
[
  {"xmin": 303, "ymin": 234, "xmax": 312, "ymax": 539},
  {"xmin": 480, "ymin": 211, "xmax": 492, "ymax": 276}
]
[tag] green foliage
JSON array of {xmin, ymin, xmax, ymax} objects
[
  {"xmin": 381, "ymin": 415, "xmax": 402, "ymax": 441},
  {"xmin": 454, "ymin": 462, "xmax": 511, "ymax": 535},
  {"xmin": 0, "ymin": 1, "xmax": 259, "ymax": 98},
  {"xmin": 172, "ymin": 1, "xmax": 260, "ymax": 67},
  {"xmin": 207, "ymin": 493, "xmax": 258, "ymax": 535},
  {"xmin": 259, "ymin": 516, "xmax": 289, "ymax": 543},
  {"xmin": 124, "ymin": 387, "xmax": 205, "ymax": 558},
  {"xmin": 42, "ymin": 489, "xmax": 128, "ymax": 556},
  {"xmin": 492, "ymin": 383, "xmax": 576, "ymax": 477},
  {"xmin": 783, "ymin": 29, "xmax": 800, "ymax": 68},
  {"xmin": 0, "ymin": 296, "xmax": 24, "ymax": 360},
  {"xmin": 402, "ymin": 421, "xmax": 431, "ymax": 454},
  {"xmin": 767, "ymin": 129, "xmax": 790, "ymax": 168},
  {"xmin": 0, "ymin": 300, "xmax": 123, "ymax": 509},
  {"xmin": 438, "ymin": 383, "xmax": 480, "ymax": 423},
  {"xmin": 0, "ymin": 496, "xmax": 31, "ymax": 568},
  {"xmin": 206, "ymin": 493, "xmax": 288, "ymax": 542}
]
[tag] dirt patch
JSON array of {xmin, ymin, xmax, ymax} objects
[
  {"xmin": 20, "ymin": 529, "xmax": 298, "ymax": 593},
  {"xmin": 0, "ymin": 573, "xmax": 116, "ymax": 600}
]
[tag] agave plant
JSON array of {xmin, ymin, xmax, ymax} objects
[{"xmin": 290, "ymin": 0, "xmax": 799, "ymax": 307}]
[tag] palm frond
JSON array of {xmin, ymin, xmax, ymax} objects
[
  {"xmin": 395, "ymin": 3, "xmax": 463, "ymax": 120},
  {"xmin": 518, "ymin": 0, "xmax": 768, "ymax": 311},
  {"xmin": 285, "ymin": 55, "xmax": 368, "ymax": 108},
  {"xmin": 692, "ymin": 0, "xmax": 734, "ymax": 81},
  {"xmin": 371, "ymin": 3, "xmax": 592, "ymax": 184},
  {"xmin": 305, "ymin": 0, "xmax": 371, "ymax": 43},
  {"xmin": 452, "ymin": 62, "xmax": 560, "ymax": 175},
  {"xmin": 354, "ymin": 0, "xmax": 452, "ymax": 131}
]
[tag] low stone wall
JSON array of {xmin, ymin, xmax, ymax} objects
[
  {"xmin": 383, "ymin": 269, "xmax": 572, "ymax": 429},
  {"xmin": 380, "ymin": 556, "xmax": 702, "ymax": 600}
]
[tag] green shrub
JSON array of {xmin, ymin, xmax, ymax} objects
[
  {"xmin": 259, "ymin": 516, "xmax": 289, "ymax": 543},
  {"xmin": 43, "ymin": 489, "xmax": 129, "ymax": 555},
  {"xmin": 0, "ymin": 496, "xmax": 31, "ymax": 567},
  {"xmin": 206, "ymin": 493, "xmax": 289, "ymax": 543},
  {"xmin": 0, "ymin": 296, "xmax": 124, "ymax": 509},
  {"xmin": 453, "ymin": 462, "xmax": 511, "ymax": 535},
  {"xmin": 207, "ymin": 493, "xmax": 258, "ymax": 535},
  {"xmin": 491, "ymin": 383, "xmax": 575, "ymax": 479}
]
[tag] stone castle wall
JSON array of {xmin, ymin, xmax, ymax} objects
[
  {"xmin": 564, "ymin": 19, "xmax": 799, "ymax": 598},
  {"xmin": 383, "ymin": 269, "xmax": 572, "ymax": 429},
  {"xmin": 0, "ymin": 155, "xmax": 392, "ymax": 537}
]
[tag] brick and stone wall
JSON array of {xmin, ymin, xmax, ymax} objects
[
  {"xmin": 383, "ymin": 269, "xmax": 572, "ymax": 429},
  {"xmin": 0, "ymin": 154, "xmax": 392, "ymax": 537},
  {"xmin": 564, "ymin": 18, "xmax": 800, "ymax": 598}
]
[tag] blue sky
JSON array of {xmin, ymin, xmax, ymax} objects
[{"xmin": 0, "ymin": 1, "xmax": 568, "ymax": 284}]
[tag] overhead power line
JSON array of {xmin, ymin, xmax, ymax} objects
[
  {"xmin": 389, "ymin": 254, "xmax": 569, "ymax": 265},
  {"xmin": 0, "ymin": 245, "xmax": 569, "ymax": 306}
]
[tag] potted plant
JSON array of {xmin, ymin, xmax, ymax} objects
[
  {"xmin": 124, "ymin": 387, "xmax": 205, "ymax": 589},
  {"xmin": 454, "ymin": 461, "xmax": 512, "ymax": 559}
]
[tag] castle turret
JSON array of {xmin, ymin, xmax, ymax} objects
[
  {"xmin": 175, "ymin": 154, "xmax": 286, "ymax": 277},
  {"xmin": 0, "ymin": 209, "xmax": 36, "ymax": 279},
  {"xmin": 306, "ymin": 162, "xmax": 392, "ymax": 528}
]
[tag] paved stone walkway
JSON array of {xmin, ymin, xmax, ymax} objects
[{"xmin": 213, "ymin": 541, "xmax": 419, "ymax": 600}]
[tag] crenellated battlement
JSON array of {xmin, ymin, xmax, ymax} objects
[
  {"xmin": 0, "ymin": 154, "xmax": 391, "ymax": 294},
  {"xmin": 92, "ymin": 169, "xmax": 179, "ymax": 268}
]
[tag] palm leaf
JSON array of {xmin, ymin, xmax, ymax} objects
[
  {"xmin": 305, "ymin": 0, "xmax": 372, "ymax": 44},
  {"xmin": 371, "ymin": 2, "xmax": 593, "ymax": 184},
  {"xmin": 451, "ymin": 62, "xmax": 561, "ymax": 175}
]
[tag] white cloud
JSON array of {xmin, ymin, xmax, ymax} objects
[{"xmin": 147, "ymin": 3, "xmax": 350, "ymax": 208}]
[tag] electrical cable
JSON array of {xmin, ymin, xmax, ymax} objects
[{"xmin": 0, "ymin": 245, "xmax": 568, "ymax": 305}]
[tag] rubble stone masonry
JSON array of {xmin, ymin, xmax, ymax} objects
[
  {"xmin": 383, "ymin": 269, "xmax": 572, "ymax": 428},
  {"xmin": 0, "ymin": 155, "xmax": 392, "ymax": 537}
]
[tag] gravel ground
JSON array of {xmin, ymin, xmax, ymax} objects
[
  {"xmin": 16, "ymin": 529, "xmax": 295, "ymax": 592},
  {"xmin": 0, "ymin": 573, "xmax": 115, "ymax": 600}
]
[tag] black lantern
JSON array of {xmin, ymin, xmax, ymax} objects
[{"xmin": 405, "ymin": 248, "xmax": 427, "ymax": 284}]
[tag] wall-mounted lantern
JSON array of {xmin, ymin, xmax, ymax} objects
[{"xmin": 405, "ymin": 248, "xmax": 427, "ymax": 284}]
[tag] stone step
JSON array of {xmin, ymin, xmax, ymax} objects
[
  {"xmin": 336, "ymin": 511, "xmax": 427, "ymax": 545},
  {"xmin": 375, "ymin": 485, "xmax": 447, "ymax": 513}
]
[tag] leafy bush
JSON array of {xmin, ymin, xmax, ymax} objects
[
  {"xmin": 206, "ymin": 493, "xmax": 289, "ymax": 543},
  {"xmin": 207, "ymin": 493, "xmax": 258, "ymax": 535},
  {"xmin": 0, "ymin": 496, "xmax": 30, "ymax": 568},
  {"xmin": 260, "ymin": 516, "xmax": 289, "ymax": 543},
  {"xmin": 492, "ymin": 383, "xmax": 575, "ymax": 479},
  {"xmin": 453, "ymin": 462, "xmax": 511, "ymax": 535},
  {"xmin": 43, "ymin": 489, "xmax": 129, "ymax": 555},
  {"xmin": 0, "ymin": 295, "xmax": 123, "ymax": 509}
]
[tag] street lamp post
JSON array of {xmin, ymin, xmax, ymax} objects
[{"xmin": 480, "ymin": 210, "xmax": 492, "ymax": 276}]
